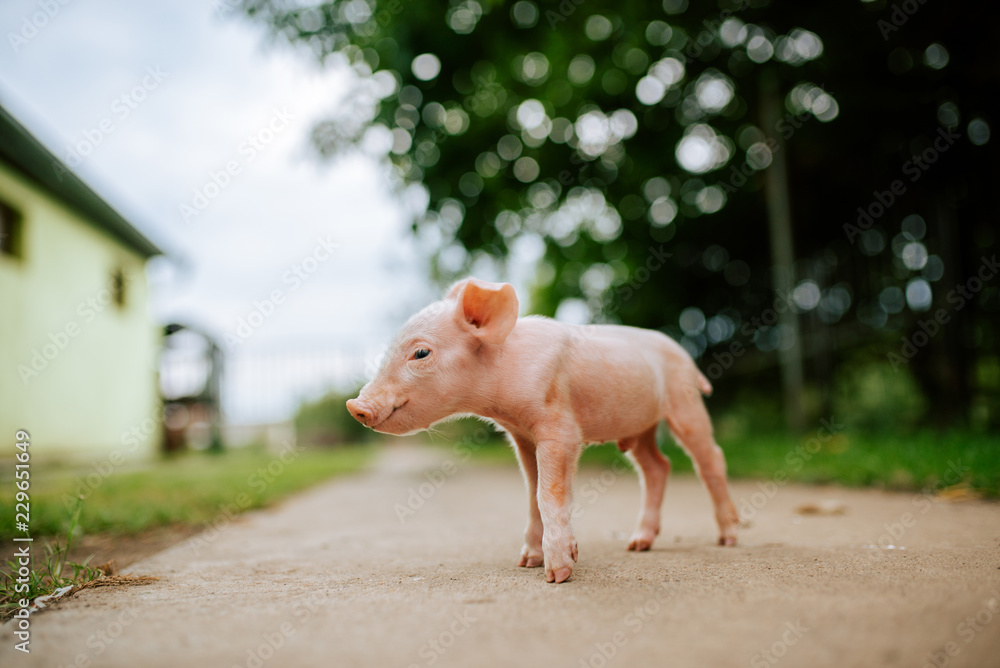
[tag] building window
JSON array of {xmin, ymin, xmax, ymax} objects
[
  {"xmin": 111, "ymin": 268, "xmax": 127, "ymax": 308},
  {"xmin": 0, "ymin": 199, "xmax": 23, "ymax": 258}
]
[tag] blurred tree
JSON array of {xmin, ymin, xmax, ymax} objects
[
  {"xmin": 295, "ymin": 389, "xmax": 375, "ymax": 446},
  {"xmin": 239, "ymin": 0, "xmax": 999, "ymax": 431}
]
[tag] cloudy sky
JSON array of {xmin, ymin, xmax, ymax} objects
[{"xmin": 1, "ymin": 0, "xmax": 435, "ymax": 421}]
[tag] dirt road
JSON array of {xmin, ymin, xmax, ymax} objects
[{"xmin": 3, "ymin": 444, "xmax": 999, "ymax": 668}]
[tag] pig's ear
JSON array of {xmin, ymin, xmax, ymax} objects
[
  {"xmin": 454, "ymin": 278, "xmax": 519, "ymax": 345},
  {"xmin": 445, "ymin": 279, "xmax": 468, "ymax": 300}
]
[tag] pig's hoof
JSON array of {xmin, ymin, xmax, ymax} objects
[
  {"xmin": 718, "ymin": 528, "xmax": 738, "ymax": 546},
  {"xmin": 518, "ymin": 546, "xmax": 544, "ymax": 568},
  {"xmin": 544, "ymin": 539, "xmax": 577, "ymax": 582},
  {"xmin": 627, "ymin": 533, "xmax": 655, "ymax": 551}
]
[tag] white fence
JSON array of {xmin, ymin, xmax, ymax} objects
[{"xmin": 221, "ymin": 345, "xmax": 383, "ymax": 425}]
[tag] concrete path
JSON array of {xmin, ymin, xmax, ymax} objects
[{"xmin": 3, "ymin": 443, "xmax": 999, "ymax": 668}]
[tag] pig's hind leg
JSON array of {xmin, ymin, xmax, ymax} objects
[
  {"xmin": 511, "ymin": 434, "xmax": 545, "ymax": 568},
  {"xmin": 664, "ymin": 387, "xmax": 739, "ymax": 546},
  {"xmin": 621, "ymin": 425, "xmax": 671, "ymax": 551}
]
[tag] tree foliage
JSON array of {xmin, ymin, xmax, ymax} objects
[{"xmin": 239, "ymin": 0, "xmax": 1000, "ymax": 428}]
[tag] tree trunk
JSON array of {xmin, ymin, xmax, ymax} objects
[{"xmin": 759, "ymin": 70, "xmax": 806, "ymax": 433}]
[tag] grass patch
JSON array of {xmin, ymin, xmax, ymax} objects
[
  {"xmin": 1, "ymin": 497, "xmax": 104, "ymax": 620},
  {"xmin": 0, "ymin": 446, "xmax": 372, "ymax": 540},
  {"xmin": 455, "ymin": 431, "xmax": 999, "ymax": 498}
]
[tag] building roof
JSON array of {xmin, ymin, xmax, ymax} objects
[{"xmin": 0, "ymin": 105, "xmax": 161, "ymax": 258}]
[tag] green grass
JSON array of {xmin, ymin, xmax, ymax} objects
[
  {"xmin": 0, "ymin": 446, "xmax": 372, "ymax": 540},
  {"xmin": 1, "ymin": 497, "xmax": 104, "ymax": 620},
  {"xmin": 458, "ymin": 431, "xmax": 999, "ymax": 498},
  {"xmin": 720, "ymin": 431, "xmax": 998, "ymax": 496}
]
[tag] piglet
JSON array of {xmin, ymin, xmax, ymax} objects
[{"xmin": 347, "ymin": 278, "xmax": 739, "ymax": 583}]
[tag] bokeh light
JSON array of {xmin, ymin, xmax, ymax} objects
[
  {"xmin": 585, "ymin": 15, "xmax": 613, "ymax": 41},
  {"xmin": 923, "ymin": 43, "xmax": 950, "ymax": 69},
  {"xmin": 675, "ymin": 124, "xmax": 732, "ymax": 174},
  {"xmin": 411, "ymin": 53, "xmax": 441, "ymax": 81},
  {"xmin": 905, "ymin": 278, "xmax": 933, "ymax": 311},
  {"xmin": 968, "ymin": 118, "xmax": 991, "ymax": 145},
  {"xmin": 510, "ymin": 1, "xmax": 539, "ymax": 28}
]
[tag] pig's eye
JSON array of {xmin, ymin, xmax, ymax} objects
[{"xmin": 412, "ymin": 348, "xmax": 431, "ymax": 360}]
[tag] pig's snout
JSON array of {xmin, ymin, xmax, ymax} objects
[{"xmin": 346, "ymin": 397, "xmax": 374, "ymax": 427}]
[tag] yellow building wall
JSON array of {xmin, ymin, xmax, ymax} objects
[{"xmin": 0, "ymin": 161, "xmax": 161, "ymax": 460}]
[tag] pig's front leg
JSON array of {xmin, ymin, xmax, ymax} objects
[
  {"xmin": 536, "ymin": 438, "xmax": 581, "ymax": 583},
  {"xmin": 511, "ymin": 435, "xmax": 544, "ymax": 568}
]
